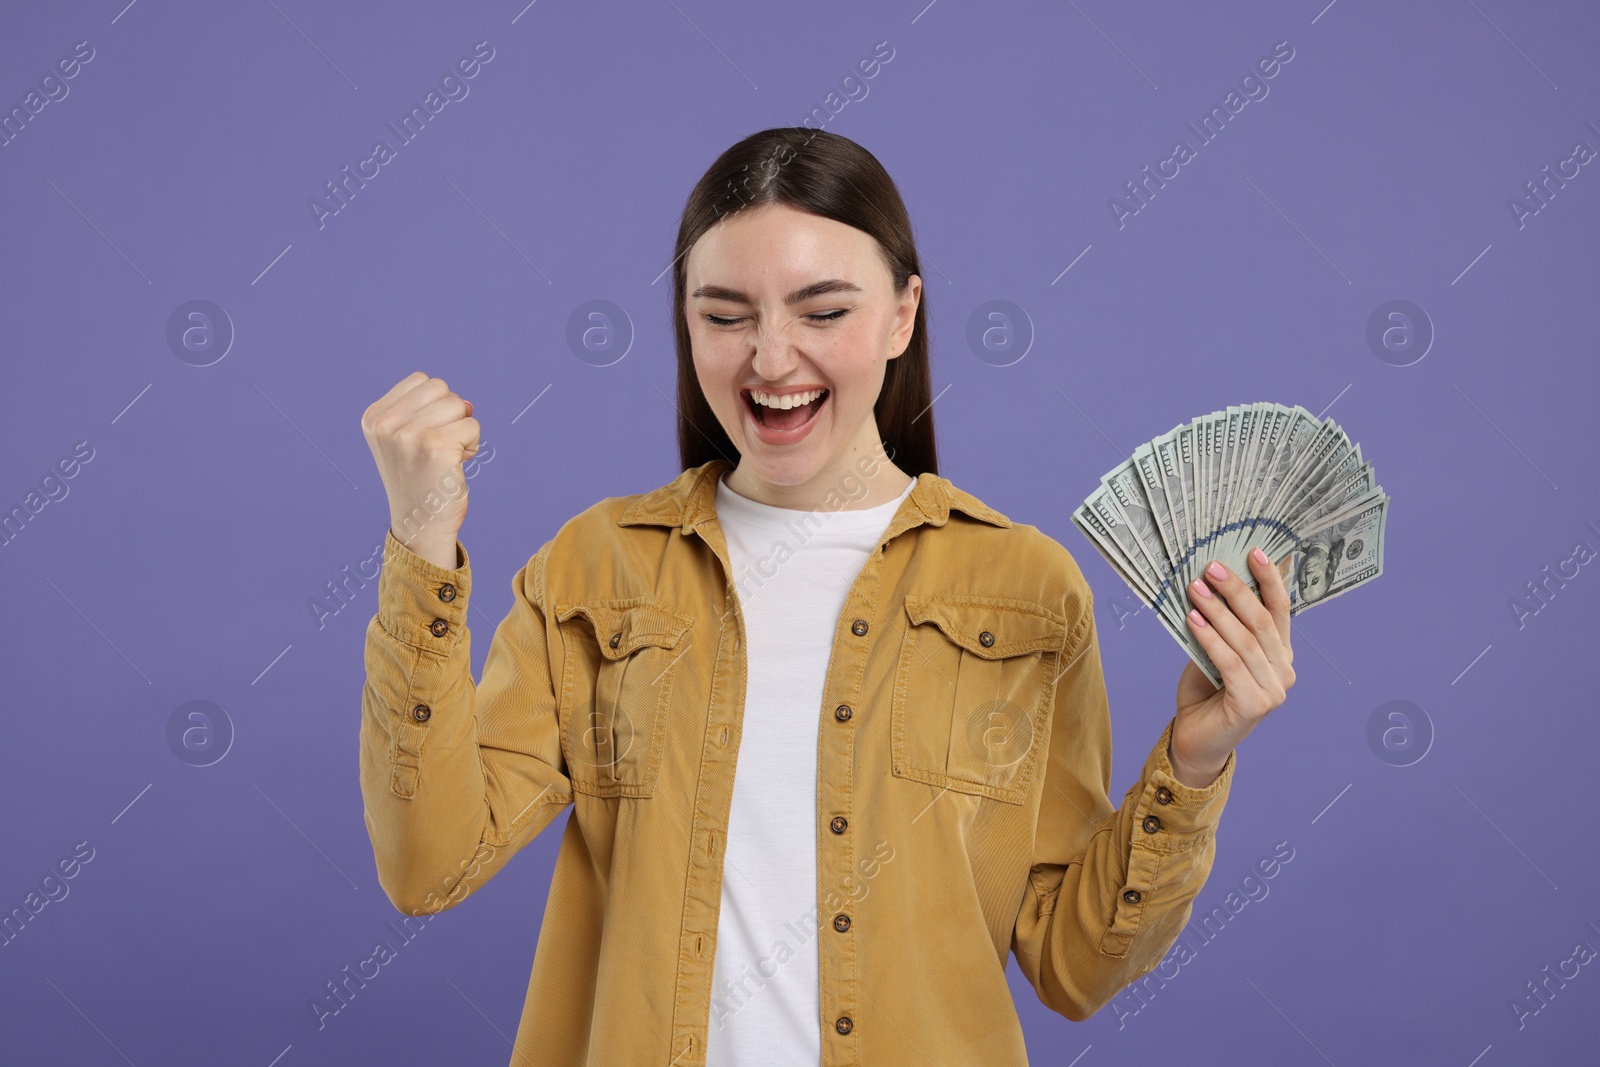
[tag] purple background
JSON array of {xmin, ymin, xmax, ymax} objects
[{"xmin": 3, "ymin": 1, "xmax": 1597, "ymax": 1063}]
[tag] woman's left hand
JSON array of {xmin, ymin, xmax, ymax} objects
[{"xmin": 1169, "ymin": 544, "xmax": 1297, "ymax": 787}]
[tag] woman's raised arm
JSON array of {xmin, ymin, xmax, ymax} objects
[{"xmin": 357, "ymin": 373, "xmax": 573, "ymax": 915}]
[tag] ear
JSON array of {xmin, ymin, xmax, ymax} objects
[{"xmin": 889, "ymin": 274, "xmax": 922, "ymax": 358}]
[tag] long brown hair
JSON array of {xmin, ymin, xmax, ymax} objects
[{"xmin": 671, "ymin": 127, "xmax": 938, "ymax": 477}]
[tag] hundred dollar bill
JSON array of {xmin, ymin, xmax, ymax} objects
[{"xmin": 1284, "ymin": 493, "xmax": 1388, "ymax": 614}]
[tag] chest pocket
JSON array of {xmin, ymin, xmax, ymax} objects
[
  {"xmin": 555, "ymin": 597, "xmax": 695, "ymax": 798},
  {"xmin": 890, "ymin": 594, "xmax": 1067, "ymax": 804}
]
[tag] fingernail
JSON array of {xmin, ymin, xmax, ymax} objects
[
  {"xmin": 1207, "ymin": 561, "xmax": 1228, "ymax": 581},
  {"xmin": 1191, "ymin": 578, "xmax": 1213, "ymax": 599},
  {"xmin": 1189, "ymin": 608, "xmax": 1207, "ymax": 627},
  {"xmin": 1252, "ymin": 546, "xmax": 1268, "ymax": 565}
]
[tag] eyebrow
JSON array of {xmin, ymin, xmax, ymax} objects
[{"xmin": 689, "ymin": 278, "xmax": 863, "ymax": 305}]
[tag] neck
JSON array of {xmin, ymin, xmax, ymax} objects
[{"xmin": 723, "ymin": 459, "xmax": 914, "ymax": 511}]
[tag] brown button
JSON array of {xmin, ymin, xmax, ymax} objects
[
  {"xmin": 832, "ymin": 913, "xmax": 850, "ymax": 932},
  {"xmin": 851, "ymin": 619, "xmax": 868, "ymax": 636},
  {"xmin": 411, "ymin": 704, "xmax": 431, "ymax": 723},
  {"xmin": 609, "ymin": 633, "xmax": 621, "ymax": 649},
  {"xmin": 979, "ymin": 630, "xmax": 994, "ymax": 647},
  {"xmin": 1155, "ymin": 786, "xmax": 1173, "ymax": 805},
  {"xmin": 1142, "ymin": 815, "xmax": 1161, "ymax": 834},
  {"xmin": 1122, "ymin": 888, "xmax": 1142, "ymax": 904},
  {"xmin": 429, "ymin": 618, "xmax": 449, "ymax": 638},
  {"xmin": 834, "ymin": 704, "xmax": 853, "ymax": 722},
  {"xmin": 830, "ymin": 816, "xmax": 848, "ymax": 834},
  {"xmin": 437, "ymin": 583, "xmax": 456, "ymax": 602},
  {"xmin": 835, "ymin": 1015, "xmax": 853, "ymax": 1035}
]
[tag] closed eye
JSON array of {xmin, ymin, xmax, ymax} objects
[{"xmin": 705, "ymin": 309, "xmax": 849, "ymax": 327}]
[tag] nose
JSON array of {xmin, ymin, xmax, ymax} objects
[{"xmin": 749, "ymin": 309, "xmax": 803, "ymax": 378}]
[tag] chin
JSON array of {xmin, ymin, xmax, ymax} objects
[{"xmin": 736, "ymin": 452, "xmax": 825, "ymax": 487}]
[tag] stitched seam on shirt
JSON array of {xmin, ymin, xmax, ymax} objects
[
  {"xmin": 1160, "ymin": 830, "xmax": 1208, "ymax": 854},
  {"xmin": 668, "ymin": 578, "xmax": 730, "ymax": 1050},
  {"xmin": 390, "ymin": 638, "xmax": 427, "ymax": 769},
  {"xmin": 1100, "ymin": 846, "xmax": 1164, "ymax": 956},
  {"xmin": 404, "ymin": 634, "xmax": 452, "ymax": 771},
  {"xmin": 376, "ymin": 601, "xmax": 456, "ymax": 657},
  {"xmin": 485, "ymin": 791, "xmax": 571, "ymax": 849},
  {"xmin": 1064, "ymin": 593, "xmax": 1094, "ymax": 658},
  {"xmin": 1156, "ymin": 741, "xmax": 1236, "ymax": 806}
]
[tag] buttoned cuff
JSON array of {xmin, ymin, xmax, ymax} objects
[
  {"xmin": 1123, "ymin": 716, "xmax": 1234, "ymax": 854},
  {"xmin": 376, "ymin": 528, "xmax": 472, "ymax": 656}
]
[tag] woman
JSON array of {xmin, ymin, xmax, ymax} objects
[{"xmin": 357, "ymin": 127, "xmax": 1295, "ymax": 1066}]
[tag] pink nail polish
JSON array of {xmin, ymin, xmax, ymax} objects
[
  {"xmin": 1191, "ymin": 578, "xmax": 1213, "ymax": 599},
  {"xmin": 1189, "ymin": 608, "xmax": 1207, "ymax": 627},
  {"xmin": 1207, "ymin": 561, "xmax": 1227, "ymax": 581},
  {"xmin": 1252, "ymin": 546, "xmax": 1268, "ymax": 565}
]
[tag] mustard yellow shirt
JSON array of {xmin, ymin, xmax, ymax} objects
[{"xmin": 360, "ymin": 456, "xmax": 1235, "ymax": 1066}]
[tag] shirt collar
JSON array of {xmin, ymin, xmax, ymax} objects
[{"xmin": 615, "ymin": 457, "xmax": 1011, "ymax": 536}]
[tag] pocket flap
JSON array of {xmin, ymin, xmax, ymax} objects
[
  {"xmin": 557, "ymin": 598, "xmax": 694, "ymax": 660},
  {"xmin": 903, "ymin": 594, "xmax": 1066, "ymax": 659}
]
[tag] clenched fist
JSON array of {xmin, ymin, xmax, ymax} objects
[{"xmin": 361, "ymin": 372, "xmax": 479, "ymax": 571}]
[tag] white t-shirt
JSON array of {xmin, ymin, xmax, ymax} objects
[{"xmin": 703, "ymin": 469, "xmax": 916, "ymax": 1066}]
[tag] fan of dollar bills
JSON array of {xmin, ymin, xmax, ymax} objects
[{"xmin": 1071, "ymin": 402, "xmax": 1389, "ymax": 687}]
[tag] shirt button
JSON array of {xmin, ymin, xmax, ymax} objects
[
  {"xmin": 832, "ymin": 913, "xmax": 850, "ymax": 932},
  {"xmin": 834, "ymin": 704, "xmax": 853, "ymax": 722},
  {"xmin": 1122, "ymin": 888, "xmax": 1142, "ymax": 904},
  {"xmin": 429, "ymin": 618, "xmax": 450, "ymax": 638},
  {"xmin": 609, "ymin": 633, "xmax": 621, "ymax": 649},
  {"xmin": 830, "ymin": 816, "xmax": 848, "ymax": 834},
  {"xmin": 835, "ymin": 1015, "xmax": 853, "ymax": 1035},
  {"xmin": 1155, "ymin": 786, "xmax": 1174, "ymax": 805},
  {"xmin": 411, "ymin": 704, "xmax": 432, "ymax": 723},
  {"xmin": 851, "ymin": 619, "xmax": 869, "ymax": 636},
  {"xmin": 437, "ymin": 583, "xmax": 456, "ymax": 602},
  {"xmin": 979, "ymin": 630, "xmax": 994, "ymax": 647},
  {"xmin": 1142, "ymin": 815, "xmax": 1162, "ymax": 834}
]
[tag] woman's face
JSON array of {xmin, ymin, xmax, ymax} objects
[{"xmin": 685, "ymin": 201, "xmax": 921, "ymax": 505}]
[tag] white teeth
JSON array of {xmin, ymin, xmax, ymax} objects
[{"xmin": 750, "ymin": 388, "xmax": 826, "ymax": 410}]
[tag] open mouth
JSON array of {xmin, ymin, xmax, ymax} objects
[{"xmin": 743, "ymin": 388, "xmax": 829, "ymax": 433}]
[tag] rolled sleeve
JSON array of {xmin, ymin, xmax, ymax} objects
[{"xmin": 1011, "ymin": 592, "xmax": 1235, "ymax": 1021}]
